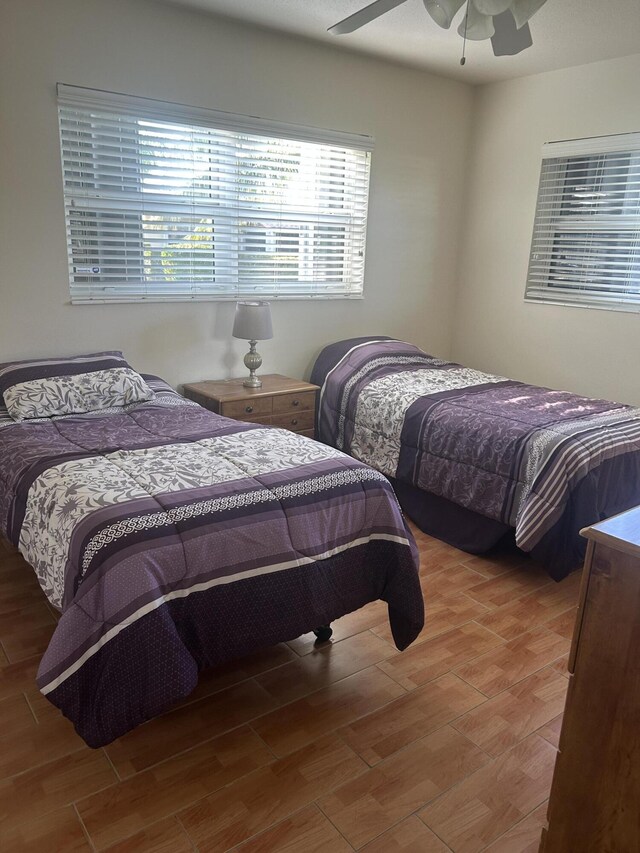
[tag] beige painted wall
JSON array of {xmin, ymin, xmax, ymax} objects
[
  {"xmin": 452, "ymin": 53, "xmax": 640, "ymax": 405},
  {"xmin": 0, "ymin": 0, "xmax": 473, "ymax": 387}
]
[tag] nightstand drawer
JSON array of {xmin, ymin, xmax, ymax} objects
[
  {"xmin": 183, "ymin": 390, "xmax": 219, "ymax": 412},
  {"xmin": 271, "ymin": 410, "xmax": 315, "ymax": 432},
  {"xmin": 221, "ymin": 397, "xmax": 273, "ymax": 420},
  {"xmin": 272, "ymin": 390, "xmax": 316, "ymax": 415},
  {"xmin": 243, "ymin": 414, "xmax": 274, "ymax": 426}
]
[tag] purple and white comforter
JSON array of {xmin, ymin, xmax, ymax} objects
[
  {"xmin": 0, "ymin": 378, "xmax": 422, "ymax": 746},
  {"xmin": 312, "ymin": 338, "xmax": 640, "ymax": 576}
]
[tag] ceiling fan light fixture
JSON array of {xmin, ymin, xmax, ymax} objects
[
  {"xmin": 457, "ymin": 2, "xmax": 495, "ymax": 40},
  {"xmin": 327, "ymin": 0, "xmax": 550, "ymax": 60},
  {"xmin": 423, "ymin": 0, "xmax": 465, "ymax": 29},
  {"xmin": 472, "ymin": 0, "xmax": 512, "ymax": 14},
  {"xmin": 509, "ymin": 0, "xmax": 548, "ymax": 29}
]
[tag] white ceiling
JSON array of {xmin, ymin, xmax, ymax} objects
[{"xmin": 160, "ymin": 0, "xmax": 640, "ymax": 84}]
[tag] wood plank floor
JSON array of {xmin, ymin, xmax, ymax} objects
[{"xmin": 0, "ymin": 524, "xmax": 580, "ymax": 852}]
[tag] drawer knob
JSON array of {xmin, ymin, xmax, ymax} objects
[
  {"xmin": 245, "ymin": 405, "xmax": 254, "ymax": 414},
  {"xmin": 291, "ymin": 418, "xmax": 298, "ymax": 426},
  {"xmin": 292, "ymin": 399, "xmax": 300, "ymax": 407}
]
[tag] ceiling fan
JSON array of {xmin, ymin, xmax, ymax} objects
[{"xmin": 329, "ymin": 0, "xmax": 549, "ymax": 63}]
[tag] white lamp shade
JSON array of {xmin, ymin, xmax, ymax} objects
[
  {"xmin": 423, "ymin": 0, "xmax": 465, "ymax": 29},
  {"xmin": 232, "ymin": 301, "xmax": 273, "ymax": 341},
  {"xmin": 458, "ymin": 2, "xmax": 495, "ymax": 39}
]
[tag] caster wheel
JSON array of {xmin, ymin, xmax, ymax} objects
[{"xmin": 313, "ymin": 625, "xmax": 333, "ymax": 643}]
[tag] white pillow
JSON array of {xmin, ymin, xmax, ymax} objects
[{"xmin": 4, "ymin": 367, "xmax": 155, "ymax": 421}]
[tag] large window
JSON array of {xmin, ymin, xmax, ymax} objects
[
  {"xmin": 525, "ymin": 133, "xmax": 640, "ymax": 312},
  {"xmin": 57, "ymin": 85, "xmax": 373, "ymax": 303}
]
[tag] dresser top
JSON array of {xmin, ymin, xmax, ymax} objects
[
  {"xmin": 182, "ymin": 374, "xmax": 318, "ymax": 403},
  {"xmin": 581, "ymin": 505, "xmax": 640, "ymax": 558}
]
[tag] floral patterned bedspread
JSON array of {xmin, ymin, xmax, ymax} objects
[
  {"xmin": 0, "ymin": 377, "xmax": 422, "ymax": 746},
  {"xmin": 312, "ymin": 338, "xmax": 640, "ymax": 572}
]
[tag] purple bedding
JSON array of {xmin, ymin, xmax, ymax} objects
[
  {"xmin": 0, "ymin": 376, "xmax": 423, "ymax": 746},
  {"xmin": 311, "ymin": 338, "xmax": 640, "ymax": 579}
]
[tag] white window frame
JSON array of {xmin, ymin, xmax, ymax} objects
[
  {"xmin": 525, "ymin": 132, "xmax": 640, "ymax": 313},
  {"xmin": 57, "ymin": 84, "xmax": 374, "ymax": 304}
]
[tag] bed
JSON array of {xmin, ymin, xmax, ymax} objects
[
  {"xmin": 0, "ymin": 352, "xmax": 423, "ymax": 747},
  {"xmin": 311, "ymin": 337, "xmax": 640, "ymax": 580}
]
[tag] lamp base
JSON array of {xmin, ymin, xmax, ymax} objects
[
  {"xmin": 243, "ymin": 375, "xmax": 263, "ymax": 388},
  {"xmin": 243, "ymin": 340, "xmax": 263, "ymax": 388}
]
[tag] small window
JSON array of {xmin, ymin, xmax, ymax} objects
[
  {"xmin": 525, "ymin": 133, "xmax": 640, "ymax": 312},
  {"xmin": 57, "ymin": 85, "xmax": 373, "ymax": 303}
]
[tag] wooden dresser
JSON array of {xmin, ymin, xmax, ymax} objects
[
  {"xmin": 182, "ymin": 374, "xmax": 319, "ymax": 439},
  {"xmin": 541, "ymin": 506, "xmax": 640, "ymax": 852}
]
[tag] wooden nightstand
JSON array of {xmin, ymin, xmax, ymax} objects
[{"xmin": 182, "ymin": 374, "xmax": 319, "ymax": 439}]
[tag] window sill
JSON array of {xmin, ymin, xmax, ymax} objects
[
  {"xmin": 69, "ymin": 294, "xmax": 366, "ymax": 306},
  {"xmin": 524, "ymin": 296, "xmax": 640, "ymax": 315}
]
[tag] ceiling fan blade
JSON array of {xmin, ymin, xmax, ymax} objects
[
  {"xmin": 423, "ymin": 0, "xmax": 465, "ymax": 30},
  {"xmin": 328, "ymin": 0, "xmax": 410, "ymax": 35},
  {"xmin": 491, "ymin": 9, "xmax": 533, "ymax": 54}
]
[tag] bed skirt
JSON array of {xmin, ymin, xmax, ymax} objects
[
  {"xmin": 391, "ymin": 449, "xmax": 640, "ymax": 581},
  {"xmin": 389, "ymin": 477, "xmax": 511, "ymax": 554}
]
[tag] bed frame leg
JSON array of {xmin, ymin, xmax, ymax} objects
[{"xmin": 313, "ymin": 625, "xmax": 333, "ymax": 643}]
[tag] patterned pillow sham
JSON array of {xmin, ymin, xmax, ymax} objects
[
  {"xmin": 4, "ymin": 367, "xmax": 155, "ymax": 422},
  {"xmin": 0, "ymin": 351, "xmax": 130, "ymax": 406}
]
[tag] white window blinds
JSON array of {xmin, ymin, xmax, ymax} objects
[
  {"xmin": 525, "ymin": 132, "xmax": 640, "ymax": 312},
  {"xmin": 57, "ymin": 85, "xmax": 373, "ymax": 303}
]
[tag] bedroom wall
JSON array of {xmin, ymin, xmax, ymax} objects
[
  {"xmin": 451, "ymin": 53, "xmax": 640, "ymax": 405},
  {"xmin": 0, "ymin": 0, "xmax": 473, "ymax": 388}
]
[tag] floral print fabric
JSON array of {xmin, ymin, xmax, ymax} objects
[
  {"xmin": 350, "ymin": 367, "xmax": 506, "ymax": 477},
  {"xmin": 4, "ymin": 367, "xmax": 155, "ymax": 422},
  {"xmin": 18, "ymin": 427, "xmax": 351, "ymax": 608}
]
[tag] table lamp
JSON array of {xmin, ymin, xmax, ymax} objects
[{"xmin": 232, "ymin": 301, "xmax": 273, "ymax": 388}]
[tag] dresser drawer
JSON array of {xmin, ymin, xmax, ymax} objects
[
  {"xmin": 272, "ymin": 390, "xmax": 316, "ymax": 415},
  {"xmin": 221, "ymin": 397, "xmax": 273, "ymax": 420},
  {"xmin": 271, "ymin": 410, "xmax": 315, "ymax": 432}
]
